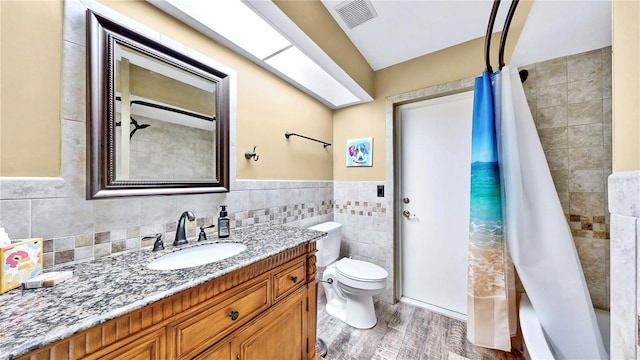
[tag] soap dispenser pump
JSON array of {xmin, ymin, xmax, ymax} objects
[{"xmin": 218, "ymin": 205, "xmax": 230, "ymax": 238}]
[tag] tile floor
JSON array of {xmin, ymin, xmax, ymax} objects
[{"xmin": 316, "ymin": 295, "xmax": 525, "ymax": 360}]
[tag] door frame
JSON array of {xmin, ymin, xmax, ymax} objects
[
  {"xmin": 393, "ymin": 89, "xmax": 474, "ymax": 321},
  {"xmin": 389, "ymin": 84, "xmax": 474, "ymax": 306}
]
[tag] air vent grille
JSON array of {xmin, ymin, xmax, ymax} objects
[{"xmin": 334, "ymin": 0, "xmax": 378, "ymax": 29}]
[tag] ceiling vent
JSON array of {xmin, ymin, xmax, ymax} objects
[{"xmin": 334, "ymin": 0, "xmax": 378, "ymax": 29}]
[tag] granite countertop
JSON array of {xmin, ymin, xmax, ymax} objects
[{"xmin": 0, "ymin": 224, "xmax": 323, "ymax": 360}]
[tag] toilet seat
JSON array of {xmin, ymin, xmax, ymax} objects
[{"xmin": 336, "ymin": 258, "xmax": 388, "ymax": 282}]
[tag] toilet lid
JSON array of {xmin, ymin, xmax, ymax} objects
[{"xmin": 336, "ymin": 258, "xmax": 388, "ymax": 281}]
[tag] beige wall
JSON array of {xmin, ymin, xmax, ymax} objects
[
  {"xmin": 0, "ymin": 1, "xmax": 63, "ymax": 177},
  {"xmin": 332, "ymin": 1, "xmax": 532, "ymax": 181},
  {"xmin": 274, "ymin": 0, "xmax": 374, "ymax": 98},
  {"xmin": 100, "ymin": 0, "xmax": 336, "ymax": 181},
  {"xmin": 333, "ymin": 39, "xmax": 487, "ymax": 181},
  {"xmin": 1, "ymin": 0, "xmax": 334, "ymax": 180},
  {"xmin": 4, "ymin": 0, "xmax": 634, "ymax": 179},
  {"xmin": 612, "ymin": 0, "xmax": 640, "ymax": 172}
]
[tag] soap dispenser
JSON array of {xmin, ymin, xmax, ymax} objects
[{"xmin": 218, "ymin": 205, "xmax": 230, "ymax": 238}]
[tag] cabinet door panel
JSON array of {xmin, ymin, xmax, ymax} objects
[
  {"xmin": 172, "ymin": 278, "xmax": 270, "ymax": 359},
  {"xmin": 194, "ymin": 341, "xmax": 231, "ymax": 360},
  {"xmin": 233, "ymin": 288, "xmax": 306, "ymax": 360}
]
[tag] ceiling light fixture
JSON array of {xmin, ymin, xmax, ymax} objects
[{"xmin": 148, "ymin": 0, "xmax": 371, "ymax": 109}]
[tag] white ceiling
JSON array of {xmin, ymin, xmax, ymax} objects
[{"xmin": 320, "ymin": 0, "xmax": 612, "ymax": 71}]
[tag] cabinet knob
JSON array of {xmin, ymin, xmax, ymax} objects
[
  {"xmin": 229, "ymin": 310, "xmax": 239, "ymax": 321},
  {"xmin": 291, "ymin": 276, "xmax": 298, "ymax": 283}
]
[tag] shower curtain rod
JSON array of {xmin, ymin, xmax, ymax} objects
[
  {"xmin": 484, "ymin": 0, "xmax": 520, "ymax": 73},
  {"xmin": 115, "ymin": 97, "xmax": 215, "ymax": 121},
  {"xmin": 498, "ymin": 0, "xmax": 520, "ymax": 70}
]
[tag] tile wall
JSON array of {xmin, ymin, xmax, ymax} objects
[
  {"xmin": 1, "ymin": 181, "xmax": 334, "ymax": 269},
  {"xmin": 351, "ymin": 48, "xmax": 612, "ymax": 307},
  {"xmin": 0, "ymin": 0, "xmax": 333, "ymax": 269},
  {"xmin": 333, "ymin": 181, "xmax": 394, "ymax": 302},
  {"xmin": 120, "ymin": 118, "xmax": 215, "ymax": 179},
  {"xmin": 519, "ymin": 47, "xmax": 612, "ymax": 309}
]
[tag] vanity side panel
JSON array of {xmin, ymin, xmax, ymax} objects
[{"xmin": 307, "ymin": 242, "xmax": 319, "ymax": 360}]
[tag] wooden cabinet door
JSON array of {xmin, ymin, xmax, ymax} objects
[
  {"xmin": 231, "ymin": 288, "xmax": 307, "ymax": 360},
  {"xmin": 83, "ymin": 327, "xmax": 166, "ymax": 360},
  {"xmin": 194, "ymin": 341, "xmax": 231, "ymax": 360}
]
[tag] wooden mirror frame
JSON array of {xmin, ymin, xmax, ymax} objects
[{"xmin": 86, "ymin": 9, "xmax": 229, "ymax": 199}]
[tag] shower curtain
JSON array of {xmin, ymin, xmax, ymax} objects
[
  {"xmin": 467, "ymin": 66, "xmax": 608, "ymax": 359},
  {"xmin": 467, "ymin": 70, "xmax": 516, "ymax": 352}
]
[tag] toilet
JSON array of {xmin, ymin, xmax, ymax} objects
[{"xmin": 308, "ymin": 222, "xmax": 388, "ymax": 329}]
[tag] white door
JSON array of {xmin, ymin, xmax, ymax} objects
[{"xmin": 396, "ymin": 91, "xmax": 473, "ymax": 320}]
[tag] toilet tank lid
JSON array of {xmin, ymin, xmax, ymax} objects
[{"xmin": 307, "ymin": 222, "xmax": 342, "ymax": 232}]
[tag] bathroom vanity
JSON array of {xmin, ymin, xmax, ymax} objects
[{"xmin": 0, "ymin": 225, "xmax": 323, "ymax": 360}]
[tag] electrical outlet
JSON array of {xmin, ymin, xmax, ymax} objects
[{"xmin": 377, "ymin": 185, "xmax": 384, "ymax": 197}]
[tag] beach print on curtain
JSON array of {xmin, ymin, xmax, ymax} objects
[{"xmin": 467, "ymin": 70, "xmax": 515, "ymax": 351}]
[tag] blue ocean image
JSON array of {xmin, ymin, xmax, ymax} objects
[
  {"xmin": 469, "ymin": 161, "xmax": 503, "ymax": 246},
  {"xmin": 469, "ymin": 71, "xmax": 504, "ymax": 247}
]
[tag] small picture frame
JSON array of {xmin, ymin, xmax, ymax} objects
[{"xmin": 346, "ymin": 137, "xmax": 373, "ymax": 167}]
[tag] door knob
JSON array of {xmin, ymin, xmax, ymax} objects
[{"xmin": 402, "ymin": 210, "xmax": 411, "ymax": 218}]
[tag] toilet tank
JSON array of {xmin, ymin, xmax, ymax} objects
[{"xmin": 308, "ymin": 222, "xmax": 342, "ymax": 268}]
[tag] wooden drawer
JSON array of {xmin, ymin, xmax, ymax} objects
[
  {"xmin": 170, "ymin": 277, "xmax": 271, "ymax": 359},
  {"xmin": 273, "ymin": 259, "xmax": 306, "ymax": 302}
]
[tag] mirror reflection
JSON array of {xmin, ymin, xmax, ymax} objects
[
  {"xmin": 114, "ymin": 43, "xmax": 217, "ymax": 181},
  {"xmin": 87, "ymin": 9, "xmax": 230, "ymax": 199}
]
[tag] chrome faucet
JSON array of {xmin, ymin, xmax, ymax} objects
[{"xmin": 174, "ymin": 211, "xmax": 195, "ymax": 246}]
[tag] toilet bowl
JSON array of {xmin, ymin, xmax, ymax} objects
[
  {"xmin": 308, "ymin": 222, "xmax": 389, "ymax": 329},
  {"xmin": 322, "ymin": 257, "xmax": 388, "ymax": 329}
]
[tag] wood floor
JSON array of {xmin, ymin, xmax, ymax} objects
[{"xmin": 316, "ymin": 295, "xmax": 525, "ymax": 360}]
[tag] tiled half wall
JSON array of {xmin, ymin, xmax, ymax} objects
[
  {"xmin": 333, "ymin": 181, "xmax": 393, "ymax": 303},
  {"xmin": 0, "ymin": 180, "xmax": 334, "ymax": 269}
]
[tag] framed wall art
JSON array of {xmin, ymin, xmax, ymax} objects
[{"xmin": 346, "ymin": 137, "xmax": 373, "ymax": 167}]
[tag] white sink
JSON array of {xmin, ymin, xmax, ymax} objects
[{"xmin": 147, "ymin": 242, "xmax": 247, "ymax": 270}]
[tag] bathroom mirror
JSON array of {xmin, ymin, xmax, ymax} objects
[{"xmin": 86, "ymin": 10, "xmax": 229, "ymax": 199}]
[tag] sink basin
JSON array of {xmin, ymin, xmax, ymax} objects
[{"xmin": 147, "ymin": 242, "xmax": 247, "ymax": 270}]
